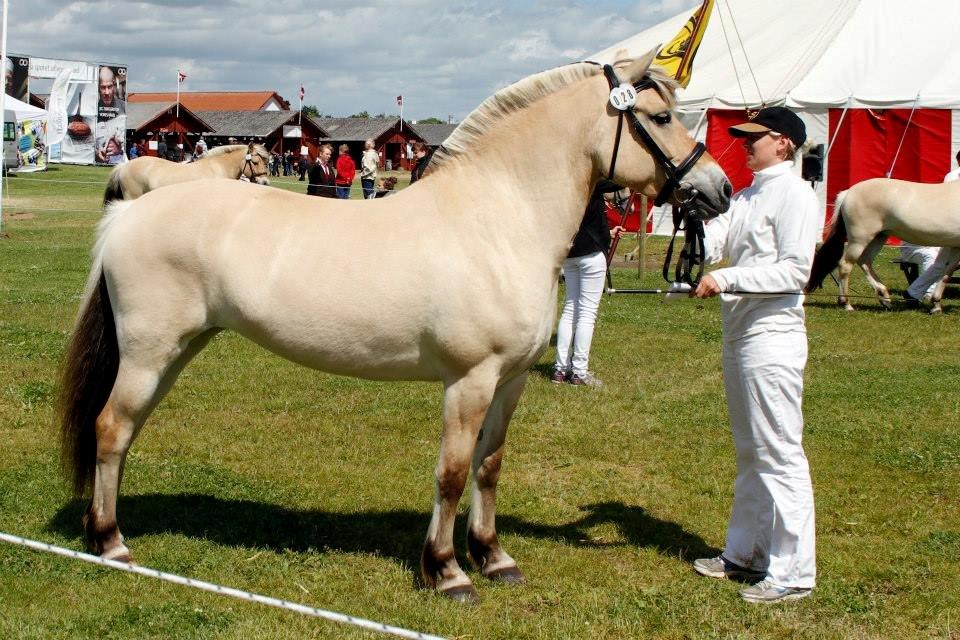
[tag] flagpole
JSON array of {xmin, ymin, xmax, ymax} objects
[
  {"xmin": 298, "ymin": 80, "xmax": 302, "ymax": 126},
  {"xmin": 0, "ymin": 0, "xmax": 9, "ymax": 237},
  {"xmin": 176, "ymin": 70, "xmax": 180, "ymax": 119}
]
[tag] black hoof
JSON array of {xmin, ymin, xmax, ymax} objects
[
  {"xmin": 485, "ymin": 565, "xmax": 526, "ymax": 585},
  {"xmin": 440, "ymin": 584, "xmax": 480, "ymax": 604}
]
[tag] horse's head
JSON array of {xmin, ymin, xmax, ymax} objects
[
  {"xmin": 592, "ymin": 48, "xmax": 731, "ymax": 219},
  {"xmin": 242, "ymin": 143, "xmax": 271, "ymax": 180}
]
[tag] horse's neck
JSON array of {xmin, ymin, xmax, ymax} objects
[
  {"xmin": 434, "ymin": 98, "xmax": 597, "ymax": 264},
  {"xmin": 202, "ymin": 151, "xmax": 243, "ymax": 178}
]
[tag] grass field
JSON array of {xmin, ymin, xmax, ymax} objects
[{"xmin": 0, "ymin": 164, "xmax": 957, "ymax": 639}]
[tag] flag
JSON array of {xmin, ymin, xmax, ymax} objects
[
  {"xmin": 47, "ymin": 67, "xmax": 74, "ymax": 147},
  {"xmin": 655, "ymin": 0, "xmax": 714, "ymax": 88},
  {"xmin": 396, "ymin": 95, "xmax": 403, "ymax": 107},
  {"xmin": 178, "ymin": 70, "xmax": 187, "ymax": 83},
  {"xmin": 299, "ymin": 85, "xmax": 305, "ymax": 101}
]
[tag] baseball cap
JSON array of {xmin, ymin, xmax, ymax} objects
[{"xmin": 729, "ymin": 106, "xmax": 806, "ymax": 149}]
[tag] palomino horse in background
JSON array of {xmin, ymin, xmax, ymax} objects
[
  {"xmin": 59, "ymin": 49, "xmax": 731, "ymax": 602},
  {"xmin": 807, "ymin": 178, "xmax": 960, "ymax": 311},
  {"xmin": 102, "ymin": 142, "xmax": 271, "ymax": 204}
]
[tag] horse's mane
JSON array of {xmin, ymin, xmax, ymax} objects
[
  {"xmin": 204, "ymin": 143, "xmax": 270, "ymax": 161},
  {"xmin": 429, "ymin": 60, "xmax": 677, "ymax": 173}
]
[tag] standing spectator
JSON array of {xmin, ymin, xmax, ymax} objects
[
  {"xmin": 284, "ymin": 150, "xmax": 293, "ymax": 176},
  {"xmin": 127, "ymin": 141, "xmax": 139, "ymax": 160},
  {"xmin": 360, "ymin": 138, "xmax": 379, "ymax": 199},
  {"xmin": 157, "ymin": 137, "xmax": 168, "ymax": 160},
  {"xmin": 194, "ymin": 136, "xmax": 208, "ymax": 159},
  {"xmin": 298, "ymin": 151, "xmax": 310, "ymax": 181},
  {"xmin": 551, "ymin": 180, "xmax": 623, "ymax": 387},
  {"xmin": 374, "ymin": 176, "xmax": 398, "ymax": 198},
  {"xmin": 308, "ymin": 144, "xmax": 336, "ymax": 198},
  {"xmin": 409, "ymin": 141, "xmax": 433, "ymax": 184},
  {"xmin": 690, "ymin": 106, "xmax": 819, "ymax": 603},
  {"xmin": 335, "ymin": 144, "xmax": 356, "ymax": 199}
]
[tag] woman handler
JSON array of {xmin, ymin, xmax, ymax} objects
[{"xmin": 690, "ymin": 107, "xmax": 820, "ymax": 603}]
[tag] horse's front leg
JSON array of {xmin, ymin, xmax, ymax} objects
[
  {"xmin": 422, "ymin": 369, "xmax": 498, "ymax": 603},
  {"xmin": 467, "ymin": 372, "xmax": 528, "ymax": 585}
]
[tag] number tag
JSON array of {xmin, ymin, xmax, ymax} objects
[{"xmin": 608, "ymin": 84, "xmax": 637, "ymax": 111}]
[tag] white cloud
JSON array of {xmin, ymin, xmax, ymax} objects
[{"xmin": 9, "ymin": 1, "xmax": 689, "ymax": 119}]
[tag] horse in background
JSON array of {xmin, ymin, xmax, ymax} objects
[
  {"xmin": 59, "ymin": 49, "xmax": 731, "ymax": 602},
  {"xmin": 103, "ymin": 142, "xmax": 271, "ymax": 204},
  {"xmin": 806, "ymin": 177, "xmax": 960, "ymax": 311}
]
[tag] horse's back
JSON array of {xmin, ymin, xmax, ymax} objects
[
  {"xmin": 99, "ymin": 179, "xmax": 543, "ymax": 381},
  {"xmin": 845, "ymin": 177, "xmax": 960, "ymax": 245}
]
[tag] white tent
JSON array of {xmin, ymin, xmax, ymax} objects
[
  {"xmin": 590, "ymin": 0, "xmax": 960, "ymax": 232},
  {"xmin": 4, "ymin": 94, "xmax": 47, "ymax": 121}
]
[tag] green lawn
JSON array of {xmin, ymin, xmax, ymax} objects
[{"xmin": 0, "ymin": 165, "xmax": 957, "ymax": 639}]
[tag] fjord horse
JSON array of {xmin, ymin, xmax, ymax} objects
[
  {"xmin": 59, "ymin": 50, "xmax": 730, "ymax": 602},
  {"xmin": 102, "ymin": 142, "xmax": 271, "ymax": 204},
  {"xmin": 807, "ymin": 178, "xmax": 960, "ymax": 311}
]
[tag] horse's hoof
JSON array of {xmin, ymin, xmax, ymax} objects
[
  {"xmin": 485, "ymin": 565, "xmax": 526, "ymax": 585},
  {"xmin": 930, "ymin": 306, "xmax": 943, "ymax": 315},
  {"xmin": 101, "ymin": 546, "xmax": 133, "ymax": 564},
  {"xmin": 880, "ymin": 299, "xmax": 893, "ymax": 310},
  {"xmin": 440, "ymin": 583, "xmax": 480, "ymax": 604}
]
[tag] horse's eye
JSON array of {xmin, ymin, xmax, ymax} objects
[{"xmin": 652, "ymin": 112, "xmax": 672, "ymax": 126}]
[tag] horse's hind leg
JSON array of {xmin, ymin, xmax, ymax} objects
[
  {"xmin": 467, "ymin": 373, "xmax": 527, "ymax": 585},
  {"xmin": 85, "ymin": 329, "xmax": 217, "ymax": 561},
  {"xmin": 422, "ymin": 367, "xmax": 498, "ymax": 603},
  {"xmin": 836, "ymin": 256, "xmax": 856, "ymax": 311},
  {"xmin": 858, "ymin": 235, "xmax": 892, "ymax": 309}
]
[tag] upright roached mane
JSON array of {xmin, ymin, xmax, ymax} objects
[{"xmin": 430, "ymin": 61, "xmax": 678, "ymax": 171}]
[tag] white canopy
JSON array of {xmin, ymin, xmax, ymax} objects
[
  {"xmin": 3, "ymin": 94, "xmax": 47, "ymax": 120},
  {"xmin": 590, "ymin": 0, "xmax": 960, "ymax": 111}
]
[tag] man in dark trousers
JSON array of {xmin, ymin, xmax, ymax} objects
[{"xmin": 308, "ymin": 144, "xmax": 337, "ymax": 198}]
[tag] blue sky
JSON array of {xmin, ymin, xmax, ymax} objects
[{"xmin": 9, "ymin": 1, "xmax": 699, "ymax": 120}]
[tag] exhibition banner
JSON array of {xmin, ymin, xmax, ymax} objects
[
  {"xmin": 95, "ymin": 65, "xmax": 126, "ymax": 164},
  {"xmin": 4, "ymin": 55, "xmax": 30, "ymax": 101}
]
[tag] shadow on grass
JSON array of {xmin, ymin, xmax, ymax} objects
[{"xmin": 48, "ymin": 496, "xmax": 717, "ymax": 575}]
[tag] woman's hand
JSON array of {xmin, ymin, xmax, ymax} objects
[
  {"xmin": 690, "ymin": 274, "xmax": 722, "ymax": 298},
  {"xmin": 610, "ymin": 225, "xmax": 624, "ymax": 240}
]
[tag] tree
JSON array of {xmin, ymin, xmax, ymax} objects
[
  {"xmin": 418, "ymin": 117, "xmax": 445, "ymax": 124},
  {"xmin": 302, "ymin": 104, "xmax": 321, "ymax": 117},
  {"xmin": 350, "ymin": 110, "xmax": 370, "ymax": 119}
]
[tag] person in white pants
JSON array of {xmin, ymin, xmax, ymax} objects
[
  {"xmin": 553, "ymin": 181, "xmax": 623, "ymax": 387},
  {"xmin": 905, "ymin": 154, "xmax": 960, "ymax": 304},
  {"xmin": 690, "ymin": 107, "xmax": 819, "ymax": 603}
]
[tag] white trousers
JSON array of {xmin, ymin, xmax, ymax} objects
[
  {"xmin": 554, "ymin": 251, "xmax": 607, "ymax": 376},
  {"xmin": 907, "ymin": 246, "xmax": 960, "ymax": 299},
  {"xmin": 722, "ymin": 330, "xmax": 816, "ymax": 588}
]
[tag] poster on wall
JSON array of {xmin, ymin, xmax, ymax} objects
[
  {"xmin": 4, "ymin": 55, "xmax": 30, "ymax": 101},
  {"xmin": 17, "ymin": 119, "xmax": 47, "ymax": 172},
  {"xmin": 60, "ymin": 82, "xmax": 97, "ymax": 164},
  {"xmin": 95, "ymin": 65, "xmax": 126, "ymax": 164}
]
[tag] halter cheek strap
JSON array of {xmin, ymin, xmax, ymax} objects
[{"xmin": 601, "ymin": 64, "xmax": 706, "ymax": 207}]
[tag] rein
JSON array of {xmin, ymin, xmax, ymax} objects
[{"xmin": 662, "ymin": 202, "xmax": 706, "ymax": 286}]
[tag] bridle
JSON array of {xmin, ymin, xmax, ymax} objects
[
  {"xmin": 599, "ymin": 63, "xmax": 709, "ymax": 285},
  {"xmin": 240, "ymin": 148, "xmax": 262, "ymax": 181}
]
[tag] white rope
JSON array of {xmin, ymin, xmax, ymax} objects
[
  {"xmin": 0, "ymin": 532, "xmax": 447, "ymax": 640},
  {"xmin": 825, "ymin": 96, "xmax": 853, "ymax": 157},
  {"xmin": 722, "ymin": 0, "xmax": 764, "ymax": 107},
  {"xmin": 716, "ymin": 2, "xmax": 750, "ymax": 109},
  {"xmin": 885, "ymin": 92, "xmax": 921, "ymax": 178}
]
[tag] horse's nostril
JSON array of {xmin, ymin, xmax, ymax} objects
[{"xmin": 723, "ymin": 181, "xmax": 733, "ymax": 199}]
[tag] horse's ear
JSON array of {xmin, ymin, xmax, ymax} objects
[{"xmin": 621, "ymin": 45, "xmax": 660, "ymax": 84}]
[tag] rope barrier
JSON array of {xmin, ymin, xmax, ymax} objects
[{"xmin": 0, "ymin": 531, "xmax": 447, "ymax": 640}]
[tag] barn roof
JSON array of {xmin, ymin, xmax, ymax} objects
[
  {"xmin": 408, "ymin": 123, "xmax": 458, "ymax": 147},
  {"xmin": 126, "ymin": 101, "xmax": 213, "ymax": 132},
  {"xmin": 313, "ymin": 117, "xmax": 416, "ymax": 142},
  {"xmin": 129, "ymin": 91, "xmax": 290, "ymax": 111},
  {"xmin": 198, "ymin": 110, "xmax": 328, "ymax": 138}
]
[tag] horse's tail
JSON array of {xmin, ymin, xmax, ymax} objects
[
  {"xmin": 58, "ymin": 201, "xmax": 131, "ymax": 496},
  {"xmin": 102, "ymin": 165, "xmax": 125, "ymax": 206},
  {"xmin": 805, "ymin": 191, "xmax": 848, "ymax": 292}
]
